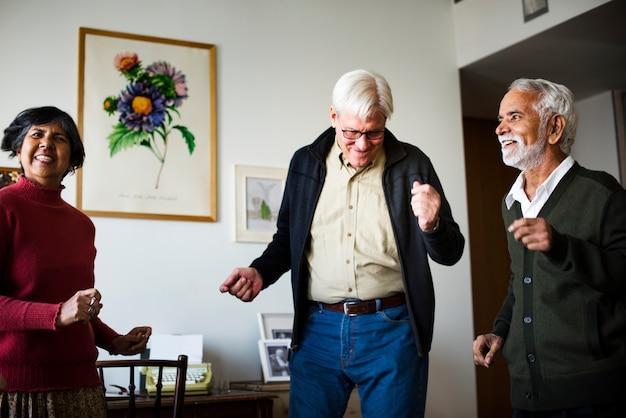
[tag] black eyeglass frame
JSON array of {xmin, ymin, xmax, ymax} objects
[{"xmin": 338, "ymin": 119, "xmax": 385, "ymax": 140}]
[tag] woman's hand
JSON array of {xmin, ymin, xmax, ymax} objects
[
  {"xmin": 111, "ymin": 326, "xmax": 152, "ymax": 355},
  {"xmin": 56, "ymin": 288, "xmax": 103, "ymax": 328}
]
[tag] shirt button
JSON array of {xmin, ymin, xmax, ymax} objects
[
  {"xmin": 524, "ymin": 316, "xmax": 532, "ymax": 324},
  {"xmin": 524, "ymin": 277, "xmax": 532, "ymax": 284},
  {"xmin": 347, "ymin": 232, "xmax": 352, "ymax": 237},
  {"xmin": 348, "ymin": 205, "xmax": 353, "ymax": 210},
  {"xmin": 348, "ymin": 288, "xmax": 353, "ymax": 292},
  {"xmin": 345, "ymin": 260, "xmax": 350, "ymax": 264}
]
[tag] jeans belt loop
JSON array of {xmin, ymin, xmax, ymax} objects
[{"xmin": 375, "ymin": 298, "xmax": 382, "ymax": 311}]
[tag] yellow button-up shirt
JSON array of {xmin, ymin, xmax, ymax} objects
[{"xmin": 306, "ymin": 141, "xmax": 404, "ymax": 303}]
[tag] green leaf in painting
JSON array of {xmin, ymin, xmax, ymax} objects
[
  {"xmin": 173, "ymin": 125, "xmax": 196, "ymax": 155},
  {"xmin": 107, "ymin": 123, "xmax": 150, "ymax": 157}
]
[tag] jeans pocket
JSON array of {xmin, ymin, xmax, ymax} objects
[{"xmin": 380, "ymin": 304, "xmax": 411, "ymax": 323}]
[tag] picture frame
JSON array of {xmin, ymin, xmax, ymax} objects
[
  {"xmin": 523, "ymin": 0, "xmax": 548, "ymax": 22},
  {"xmin": 77, "ymin": 27, "xmax": 217, "ymax": 221},
  {"xmin": 235, "ymin": 165, "xmax": 287, "ymax": 242},
  {"xmin": 257, "ymin": 313, "xmax": 294, "ymax": 340},
  {"xmin": 614, "ymin": 90, "xmax": 626, "ymax": 186},
  {"xmin": 258, "ymin": 339, "xmax": 291, "ymax": 383},
  {"xmin": 0, "ymin": 167, "xmax": 20, "ymax": 189}
]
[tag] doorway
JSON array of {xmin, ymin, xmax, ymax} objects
[{"xmin": 463, "ymin": 117, "xmax": 518, "ymax": 418}]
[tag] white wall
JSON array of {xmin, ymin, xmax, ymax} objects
[
  {"xmin": 0, "ymin": 0, "xmax": 476, "ymax": 417},
  {"xmin": 572, "ymin": 91, "xmax": 620, "ymax": 180},
  {"xmin": 453, "ymin": 0, "xmax": 622, "ymax": 184},
  {"xmin": 453, "ymin": 0, "xmax": 612, "ymax": 67}
]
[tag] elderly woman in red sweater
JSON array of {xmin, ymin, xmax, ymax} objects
[{"xmin": 0, "ymin": 106, "xmax": 152, "ymax": 417}]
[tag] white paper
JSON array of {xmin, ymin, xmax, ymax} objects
[{"xmin": 148, "ymin": 334, "xmax": 203, "ymax": 364}]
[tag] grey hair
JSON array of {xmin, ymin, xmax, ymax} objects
[
  {"xmin": 332, "ymin": 69, "xmax": 393, "ymax": 121},
  {"xmin": 508, "ymin": 78, "xmax": 578, "ymax": 155}
]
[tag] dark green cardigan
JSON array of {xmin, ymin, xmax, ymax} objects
[{"xmin": 493, "ymin": 162, "xmax": 626, "ymax": 411}]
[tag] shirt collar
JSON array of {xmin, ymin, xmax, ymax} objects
[
  {"xmin": 333, "ymin": 139, "xmax": 382, "ymax": 174},
  {"xmin": 505, "ymin": 156, "xmax": 575, "ymax": 210}
]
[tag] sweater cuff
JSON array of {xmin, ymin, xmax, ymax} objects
[
  {"xmin": 23, "ymin": 302, "xmax": 62, "ymax": 331},
  {"xmin": 491, "ymin": 321, "xmax": 509, "ymax": 340}
]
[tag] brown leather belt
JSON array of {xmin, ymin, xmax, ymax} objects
[{"xmin": 313, "ymin": 294, "xmax": 406, "ymax": 316}]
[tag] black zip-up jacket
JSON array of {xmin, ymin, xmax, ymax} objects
[{"xmin": 250, "ymin": 127, "xmax": 465, "ymax": 356}]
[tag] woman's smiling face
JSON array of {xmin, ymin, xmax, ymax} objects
[{"xmin": 17, "ymin": 120, "xmax": 72, "ymax": 188}]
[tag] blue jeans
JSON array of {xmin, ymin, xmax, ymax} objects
[{"xmin": 289, "ymin": 303, "xmax": 428, "ymax": 418}]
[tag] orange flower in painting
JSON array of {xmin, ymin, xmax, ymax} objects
[
  {"xmin": 114, "ymin": 52, "xmax": 139, "ymax": 71},
  {"xmin": 132, "ymin": 96, "xmax": 153, "ymax": 115}
]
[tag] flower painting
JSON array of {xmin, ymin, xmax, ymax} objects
[
  {"xmin": 78, "ymin": 28, "xmax": 216, "ymax": 221},
  {"xmin": 103, "ymin": 52, "xmax": 195, "ymax": 189}
]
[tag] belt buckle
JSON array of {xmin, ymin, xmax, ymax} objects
[{"xmin": 342, "ymin": 300, "xmax": 360, "ymax": 316}]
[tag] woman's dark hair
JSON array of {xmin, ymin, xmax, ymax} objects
[{"xmin": 1, "ymin": 106, "xmax": 85, "ymax": 175}]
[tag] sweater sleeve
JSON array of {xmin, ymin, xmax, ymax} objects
[
  {"xmin": 91, "ymin": 318, "xmax": 121, "ymax": 353},
  {"xmin": 544, "ymin": 184, "xmax": 626, "ymax": 295},
  {"xmin": 0, "ymin": 298, "xmax": 61, "ymax": 331}
]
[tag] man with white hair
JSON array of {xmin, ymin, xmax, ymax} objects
[
  {"xmin": 221, "ymin": 69, "xmax": 465, "ymax": 417},
  {"xmin": 473, "ymin": 78, "xmax": 626, "ymax": 418}
]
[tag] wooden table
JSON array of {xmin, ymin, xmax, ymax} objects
[
  {"xmin": 106, "ymin": 389, "xmax": 277, "ymax": 418},
  {"xmin": 230, "ymin": 381, "xmax": 361, "ymax": 418}
]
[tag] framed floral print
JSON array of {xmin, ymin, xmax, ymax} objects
[{"xmin": 77, "ymin": 27, "xmax": 217, "ymax": 221}]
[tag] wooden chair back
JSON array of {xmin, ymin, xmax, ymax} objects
[{"xmin": 96, "ymin": 354, "xmax": 188, "ymax": 418}]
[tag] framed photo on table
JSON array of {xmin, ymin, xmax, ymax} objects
[
  {"xmin": 258, "ymin": 339, "xmax": 291, "ymax": 383},
  {"xmin": 257, "ymin": 313, "xmax": 294, "ymax": 340},
  {"xmin": 77, "ymin": 27, "xmax": 217, "ymax": 221}
]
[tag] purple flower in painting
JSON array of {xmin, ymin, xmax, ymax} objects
[
  {"xmin": 117, "ymin": 81, "xmax": 167, "ymax": 132},
  {"xmin": 145, "ymin": 61, "xmax": 189, "ymax": 107}
]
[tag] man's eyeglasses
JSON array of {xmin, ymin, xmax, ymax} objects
[{"xmin": 338, "ymin": 119, "xmax": 385, "ymax": 140}]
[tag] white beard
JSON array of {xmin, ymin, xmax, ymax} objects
[{"xmin": 498, "ymin": 133, "xmax": 546, "ymax": 171}]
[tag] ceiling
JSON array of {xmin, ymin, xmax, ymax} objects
[{"xmin": 459, "ymin": 0, "xmax": 626, "ymax": 119}]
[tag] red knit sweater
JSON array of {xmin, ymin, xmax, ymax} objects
[{"xmin": 0, "ymin": 176, "xmax": 119, "ymax": 391}]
